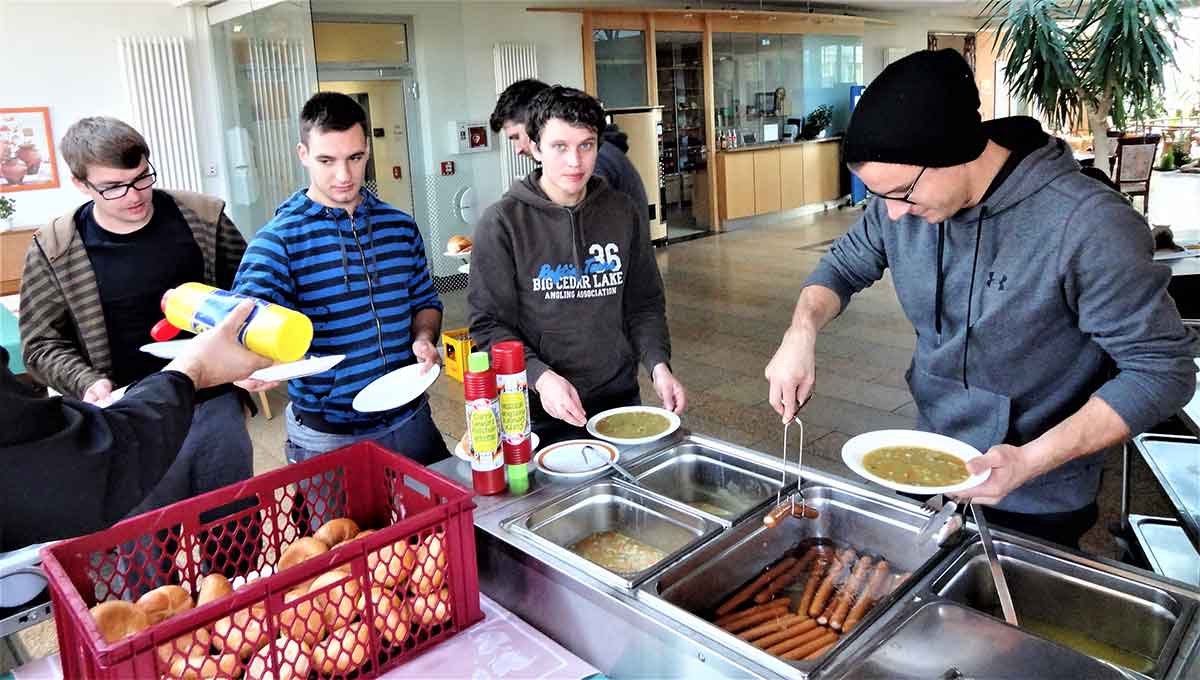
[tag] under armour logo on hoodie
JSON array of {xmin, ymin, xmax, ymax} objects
[{"xmin": 986, "ymin": 272, "xmax": 1007, "ymax": 291}]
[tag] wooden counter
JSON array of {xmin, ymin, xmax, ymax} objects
[
  {"xmin": 0, "ymin": 227, "xmax": 36, "ymax": 295},
  {"xmin": 716, "ymin": 138, "xmax": 842, "ymax": 222}
]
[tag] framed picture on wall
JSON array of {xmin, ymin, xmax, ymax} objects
[{"xmin": 1, "ymin": 107, "xmax": 60, "ymax": 192}]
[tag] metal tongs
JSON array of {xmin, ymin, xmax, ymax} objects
[
  {"xmin": 763, "ymin": 416, "xmax": 817, "ymax": 527},
  {"xmin": 917, "ymin": 493, "xmax": 963, "ymax": 547}
]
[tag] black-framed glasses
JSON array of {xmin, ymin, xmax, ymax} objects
[
  {"xmin": 86, "ymin": 162, "xmax": 157, "ymax": 200},
  {"xmin": 866, "ymin": 166, "xmax": 926, "ymax": 205}
]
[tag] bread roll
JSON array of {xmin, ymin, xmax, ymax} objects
[
  {"xmin": 156, "ymin": 627, "xmax": 212, "ymax": 666},
  {"xmin": 308, "ymin": 571, "xmax": 364, "ymax": 629},
  {"xmin": 446, "ymin": 235, "xmax": 473, "ymax": 254},
  {"xmin": 312, "ymin": 620, "xmax": 370, "ymax": 675},
  {"xmin": 163, "ymin": 652, "xmax": 240, "ymax": 680},
  {"xmin": 369, "ymin": 586, "xmax": 411, "ymax": 645},
  {"xmin": 409, "ymin": 531, "xmax": 448, "ymax": 595},
  {"xmin": 412, "ymin": 586, "xmax": 452, "ymax": 626},
  {"xmin": 279, "ymin": 587, "xmax": 326, "ymax": 648},
  {"xmin": 197, "ymin": 574, "xmax": 233, "ymax": 607},
  {"xmin": 314, "ymin": 518, "xmax": 360, "ymax": 548},
  {"xmin": 90, "ymin": 600, "xmax": 150, "ymax": 644},
  {"xmin": 331, "ymin": 528, "xmax": 376, "ymax": 551},
  {"xmin": 369, "ymin": 540, "xmax": 417, "ymax": 590},
  {"xmin": 246, "ymin": 637, "xmax": 311, "ymax": 680},
  {"xmin": 212, "ymin": 603, "xmax": 268, "ymax": 659},
  {"xmin": 137, "ymin": 585, "xmax": 194, "ymax": 625},
  {"xmin": 278, "ymin": 537, "xmax": 328, "ymax": 572}
]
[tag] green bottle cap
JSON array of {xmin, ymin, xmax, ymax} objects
[
  {"xmin": 507, "ymin": 463, "xmax": 530, "ymax": 494},
  {"xmin": 468, "ymin": 351, "xmax": 491, "ymax": 373}
]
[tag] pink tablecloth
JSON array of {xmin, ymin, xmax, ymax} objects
[{"xmin": 7, "ymin": 594, "xmax": 598, "ymax": 680}]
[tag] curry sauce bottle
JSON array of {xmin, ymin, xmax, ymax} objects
[
  {"xmin": 463, "ymin": 352, "xmax": 506, "ymax": 495},
  {"xmin": 491, "ymin": 340, "xmax": 532, "ymax": 494}
]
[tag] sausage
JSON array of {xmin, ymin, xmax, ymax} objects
[
  {"xmin": 752, "ymin": 619, "xmax": 818, "ymax": 649},
  {"xmin": 796, "ymin": 556, "xmax": 830, "ymax": 617},
  {"xmin": 791, "ymin": 504, "xmax": 820, "ymax": 520},
  {"xmin": 737, "ymin": 613, "xmax": 807, "ymax": 642},
  {"xmin": 765, "ymin": 625, "xmax": 830, "ymax": 656},
  {"xmin": 829, "ymin": 555, "xmax": 874, "ymax": 630},
  {"xmin": 781, "ymin": 630, "xmax": 839, "ymax": 660},
  {"xmin": 722, "ymin": 605, "xmax": 794, "ymax": 634},
  {"xmin": 842, "ymin": 560, "xmax": 891, "ymax": 631},
  {"xmin": 802, "ymin": 639, "xmax": 838, "ymax": 661},
  {"xmin": 816, "ymin": 593, "xmax": 840, "ymax": 626},
  {"xmin": 755, "ymin": 546, "xmax": 822, "ymax": 604},
  {"xmin": 762, "ymin": 503, "xmax": 792, "ymax": 528},
  {"xmin": 715, "ymin": 557, "xmax": 799, "ymax": 616},
  {"xmin": 808, "ymin": 548, "xmax": 854, "ymax": 617},
  {"xmin": 713, "ymin": 598, "xmax": 788, "ymax": 627}
]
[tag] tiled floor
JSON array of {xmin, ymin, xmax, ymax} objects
[{"xmin": 6, "ymin": 174, "xmax": 1197, "ymax": 668}]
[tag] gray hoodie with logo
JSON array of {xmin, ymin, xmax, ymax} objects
[
  {"xmin": 807, "ymin": 117, "xmax": 1196, "ymax": 514},
  {"xmin": 468, "ymin": 171, "xmax": 670, "ymax": 412}
]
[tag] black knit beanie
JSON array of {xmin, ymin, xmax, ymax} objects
[{"xmin": 843, "ymin": 48, "xmax": 987, "ymax": 168}]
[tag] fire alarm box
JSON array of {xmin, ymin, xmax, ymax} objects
[{"xmin": 450, "ymin": 121, "xmax": 492, "ymax": 154}]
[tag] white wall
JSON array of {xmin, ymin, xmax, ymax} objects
[
  {"xmin": 862, "ymin": 10, "xmax": 985, "ymax": 84},
  {"xmin": 1, "ymin": 1, "xmax": 226, "ymax": 227}
]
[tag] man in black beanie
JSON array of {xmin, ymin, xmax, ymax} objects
[{"xmin": 765, "ymin": 49, "xmax": 1194, "ymax": 548}]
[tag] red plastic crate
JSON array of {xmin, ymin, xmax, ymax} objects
[{"xmin": 40, "ymin": 442, "xmax": 483, "ymax": 679}]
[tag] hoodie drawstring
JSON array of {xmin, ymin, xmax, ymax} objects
[
  {"xmin": 935, "ymin": 222, "xmax": 945, "ymax": 344},
  {"xmin": 962, "ymin": 207, "xmax": 988, "ymax": 389}
]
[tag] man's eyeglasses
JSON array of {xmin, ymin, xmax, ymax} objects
[
  {"xmin": 865, "ymin": 166, "xmax": 926, "ymax": 205},
  {"xmin": 86, "ymin": 163, "xmax": 157, "ymax": 200}
]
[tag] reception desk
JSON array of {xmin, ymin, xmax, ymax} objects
[{"xmin": 716, "ymin": 137, "xmax": 842, "ymax": 222}]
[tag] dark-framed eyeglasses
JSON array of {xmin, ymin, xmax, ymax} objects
[
  {"xmin": 865, "ymin": 166, "xmax": 927, "ymax": 205},
  {"xmin": 86, "ymin": 163, "xmax": 157, "ymax": 200}
]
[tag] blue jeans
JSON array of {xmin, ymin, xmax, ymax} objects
[{"xmin": 284, "ymin": 400, "xmax": 450, "ymax": 531}]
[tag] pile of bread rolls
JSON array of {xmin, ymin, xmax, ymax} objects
[
  {"xmin": 708, "ymin": 542, "xmax": 908, "ymax": 663},
  {"xmin": 88, "ymin": 517, "xmax": 453, "ymax": 679},
  {"xmin": 445, "ymin": 235, "xmax": 473, "ymax": 255}
]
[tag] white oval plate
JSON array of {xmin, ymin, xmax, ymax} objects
[
  {"xmin": 352, "ymin": 363, "xmax": 441, "ymax": 413},
  {"xmin": 139, "ymin": 339, "xmax": 194, "ymax": 359},
  {"xmin": 534, "ymin": 439, "xmax": 620, "ymax": 477},
  {"xmin": 250, "ymin": 355, "xmax": 345, "ymax": 383},
  {"xmin": 586, "ymin": 406, "xmax": 680, "ymax": 446},
  {"xmin": 841, "ymin": 429, "xmax": 991, "ymax": 495},
  {"xmin": 454, "ymin": 432, "xmax": 540, "ymax": 462},
  {"xmin": 443, "ymin": 249, "xmax": 472, "ymax": 258}
]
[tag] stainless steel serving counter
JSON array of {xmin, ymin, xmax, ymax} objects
[{"xmin": 432, "ymin": 430, "xmax": 1200, "ymax": 679}]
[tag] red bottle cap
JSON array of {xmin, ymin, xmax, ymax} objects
[
  {"xmin": 150, "ymin": 318, "xmax": 181, "ymax": 342},
  {"xmin": 473, "ymin": 467, "xmax": 507, "ymax": 495},
  {"xmin": 502, "ymin": 437, "xmax": 533, "ymax": 465},
  {"xmin": 463, "ymin": 370, "xmax": 497, "ymax": 399},
  {"xmin": 491, "ymin": 340, "xmax": 525, "ymax": 375}
]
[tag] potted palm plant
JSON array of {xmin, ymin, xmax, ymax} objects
[
  {"xmin": 0, "ymin": 196, "xmax": 15, "ymax": 231},
  {"xmin": 981, "ymin": 0, "xmax": 1184, "ymax": 177}
]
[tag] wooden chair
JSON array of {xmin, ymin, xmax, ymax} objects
[{"xmin": 1113, "ymin": 134, "xmax": 1161, "ymax": 213}]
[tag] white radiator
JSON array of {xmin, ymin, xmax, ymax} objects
[
  {"xmin": 246, "ymin": 38, "xmax": 315, "ymax": 209},
  {"xmin": 493, "ymin": 43, "xmax": 538, "ymax": 191},
  {"xmin": 118, "ymin": 36, "xmax": 202, "ymax": 193}
]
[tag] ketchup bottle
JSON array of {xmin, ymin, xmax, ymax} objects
[
  {"xmin": 463, "ymin": 352, "xmax": 506, "ymax": 495},
  {"xmin": 491, "ymin": 341, "xmax": 533, "ymax": 493}
]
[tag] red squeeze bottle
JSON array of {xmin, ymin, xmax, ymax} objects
[{"xmin": 463, "ymin": 352, "xmax": 506, "ymax": 495}]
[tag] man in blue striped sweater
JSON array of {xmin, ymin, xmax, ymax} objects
[{"xmin": 234, "ymin": 92, "xmax": 449, "ymax": 466}]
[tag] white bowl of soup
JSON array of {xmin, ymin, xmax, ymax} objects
[
  {"xmin": 841, "ymin": 429, "xmax": 990, "ymax": 494},
  {"xmin": 586, "ymin": 406, "xmax": 680, "ymax": 446}
]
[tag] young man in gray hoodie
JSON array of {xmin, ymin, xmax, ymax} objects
[
  {"xmin": 765, "ymin": 49, "xmax": 1196, "ymax": 548},
  {"xmin": 470, "ymin": 86, "xmax": 685, "ymax": 444}
]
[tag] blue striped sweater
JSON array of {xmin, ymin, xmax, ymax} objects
[{"xmin": 233, "ymin": 189, "xmax": 443, "ymax": 426}]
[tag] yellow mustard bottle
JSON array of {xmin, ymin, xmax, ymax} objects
[{"xmin": 159, "ymin": 283, "xmax": 313, "ymax": 363}]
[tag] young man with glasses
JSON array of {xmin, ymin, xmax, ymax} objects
[
  {"xmin": 765, "ymin": 49, "xmax": 1194, "ymax": 549},
  {"xmin": 19, "ymin": 116, "xmax": 254, "ymax": 520}
]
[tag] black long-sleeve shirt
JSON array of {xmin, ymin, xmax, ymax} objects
[{"xmin": 0, "ymin": 347, "xmax": 195, "ymax": 551}]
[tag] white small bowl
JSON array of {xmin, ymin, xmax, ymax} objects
[{"xmin": 841, "ymin": 429, "xmax": 990, "ymax": 495}]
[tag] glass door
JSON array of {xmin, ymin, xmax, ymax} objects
[
  {"xmin": 208, "ymin": 0, "xmax": 319, "ymax": 237},
  {"xmin": 655, "ymin": 31, "xmax": 710, "ymax": 241}
]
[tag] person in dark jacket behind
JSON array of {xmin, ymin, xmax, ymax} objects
[
  {"xmin": 470, "ymin": 86, "xmax": 686, "ymax": 445},
  {"xmin": 490, "ymin": 79, "xmax": 650, "ymax": 231},
  {"xmin": 0, "ymin": 302, "xmax": 270, "ymax": 552},
  {"xmin": 765, "ymin": 49, "xmax": 1196, "ymax": 548}
]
